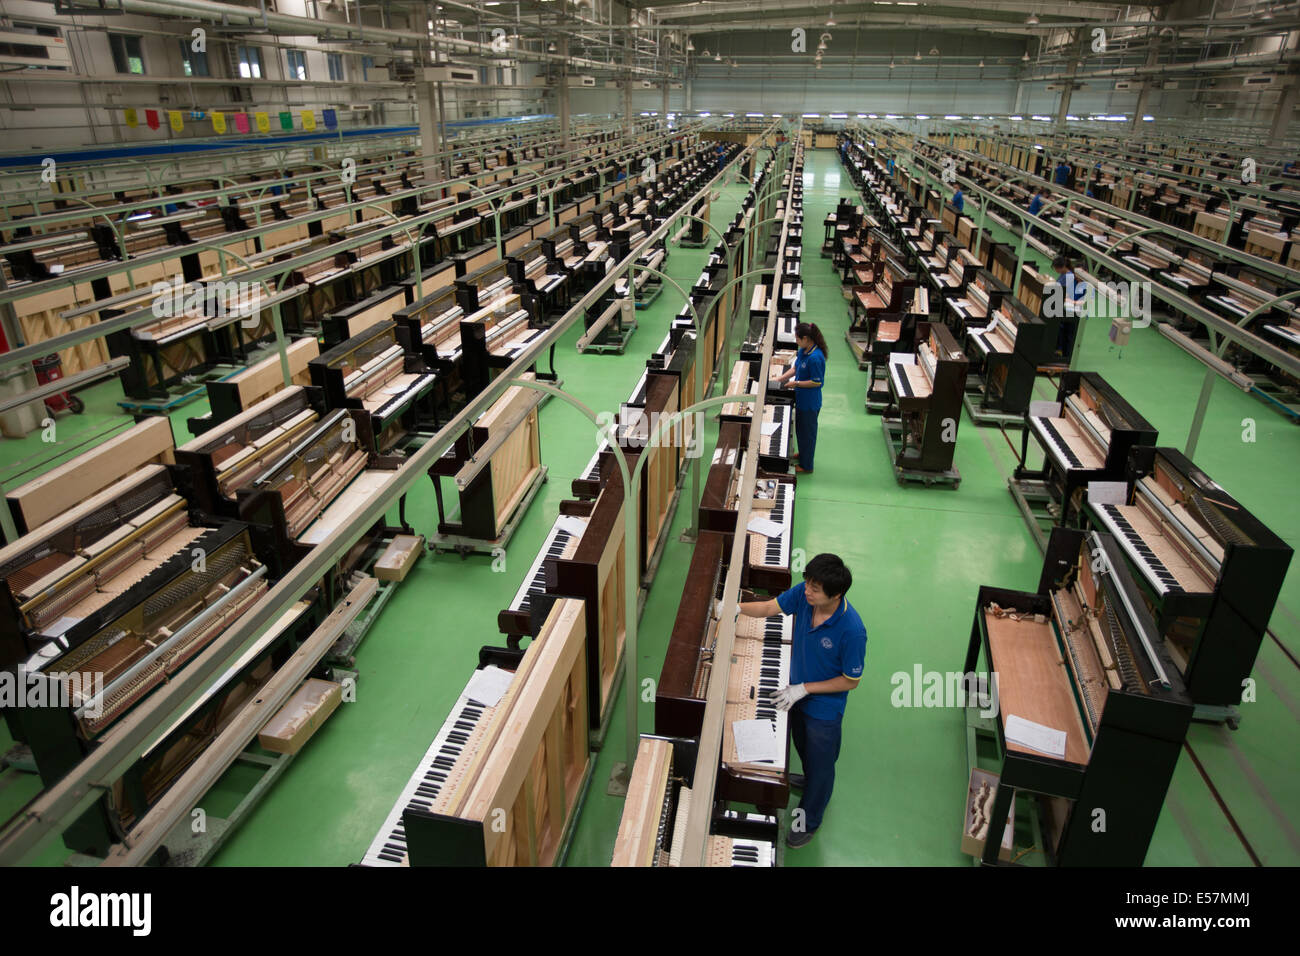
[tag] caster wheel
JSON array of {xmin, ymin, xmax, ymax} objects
[
  {"xmin": 69, "ymin": 395, "xmax": 85, "ymax": 414},
  {"xmin": 1226, "ymin": 716, "xmax": 1240, "ymax": 731}
]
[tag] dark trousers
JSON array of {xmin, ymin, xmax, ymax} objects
[
  {"xmin": 1057, "ymin": 316, "xmax": 1079, "ymax": 359},
  {"xmin": 794, "ymin": 408, "xmax": 819, "ymax": 471},
  {"xmin": 790, "ymin": 707, "xmax": 843, "ymax": 831}
]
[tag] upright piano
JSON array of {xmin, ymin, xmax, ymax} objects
[
  {"xmin": 964, "ymin": 526, "xmax": 1193, "ymax": 865},
  {"xmin": 1015, "ymin": 371, "xmax": 1158, "ymax": 529},
  {"xmin": 1085, "ymin": 446, "xmax": 1293, "ymax": 707}
]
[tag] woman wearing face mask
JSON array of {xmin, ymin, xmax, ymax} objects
[{"xmin": 771, "ymin": 322, "xmax": 828, "ymax": 474}]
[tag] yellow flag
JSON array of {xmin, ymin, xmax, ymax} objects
[
  {"xmin": 124, "ymin": 108, "xmax": 138, "ymax": 128},
  {"xmin": 168, "ymin": 110, "xmax": 184, "ymax": 132},
  {"xmin": 255, "ymin": 112, "xmax": 270, "ymax": 133},
  {"xmin": 211, "ymin": 111, "xmax": 226, "ymax": 134},
  {"xmin": 301, "ymin": 109, "xmax": 316, "ymax": 131}
]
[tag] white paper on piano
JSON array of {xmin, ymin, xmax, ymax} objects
[
  {"xmin": 1029, "ymin": 400, "xmax": 1062, "ymax": 419},
  {"xmin": 1004, "ymin": 714, "xmax": 1067, "ymax": 757},
  {"xmin": 732, "ymin": 719, "xmax": 781, "ymax": 764},
  {"xmin": 1087, "ymin": 481, "xmax": 1128, "ymax": 506},
  {"xmin": 555, "ymin": 514, "xmax": 588, "ymax": 538},
  {"xmin": 760, "ymin": 421, "xmax": 781, "ymax": 436},
  {"xmin": 890, "ymin": 353, "xmax": 916, "ymax": 366},
  {"xmin": 464, "ymin": 665, "xmax": 514, "ymax": 708},
  {"xmin": 747, "ymin": 516, "xmax": 785, "ymax": 539}
]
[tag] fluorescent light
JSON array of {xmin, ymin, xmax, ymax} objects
[
  {"xmin": 1010, "ymin": 115, "xmax": 1023, "ymax": 121},
  {"xmin": 885, "ymin": 113, "xmax": 900, "ymax": 119},
  {"xmin": 1066, "ymin": 114, "xmax": 1080, "ymax": 121},
  {"xmin": 944, "ymin": 114, "xmax": 961, "ymax": 120},
  {"xmin": 1143, "ymin": 115, "xmax": 1154, "ymax": 121},
  {"xmin": 1031, "ymin": 114, "xmax": 1051, "ymax": 121},
  {"xmin": 725, "ymin": 112, "xmax": 735, "ymax": 117},
  {"xmin": 857, "ymin": 113, "xmax": 868, "ymax": 118},
  {"xmin": 746, "ymin": 112, "xmax": 764, "ymax": 117},
  {"xmin": 915, "ymin": 114, "xmax": 929, "ymax": 119},
  {"xmin": 802, "ymin": 113, "xmax": 820, "ymax": 117},
  {"xmin": 829, "ymin": 113, "xmax": 848, "ymax": 119},
  {"xmin": 868, "ymin": 113, "xmax": 878, "ymax": 119},
  {"xmin": 700, "ymin": 111, "xmax": 711, "ymax": 116},
  {"xmin": 972, "ymin": 114, "xmax": 982, "ymax": 119}
]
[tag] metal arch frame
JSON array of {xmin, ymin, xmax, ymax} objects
[{"xmin": 0, "ymin": 125, "xmax": 779, "ymax": 866}]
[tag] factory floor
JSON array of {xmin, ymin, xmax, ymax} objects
[{"xmin": 1, "ymin": 149, "xmax": 1295, "ymax": 867}]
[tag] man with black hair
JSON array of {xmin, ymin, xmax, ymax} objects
[{"xmin": 738, "ymin": 553, "xmax": 867, "ymax": 848}]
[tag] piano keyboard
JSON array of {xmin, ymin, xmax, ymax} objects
[
  {"xmin": 509, "ymin": 516, "xmax": 586, "ymax": 614},
  {"xmin": 888, "ymin": 356, "xmax": 932, "ymax": 400},
  {"xmin": 750, "ymin": 483, "xmax": 792, "ymax": 570},
  {"xmin": 724, "ymin": 635, "xmax": 792, "ymax": 769},
  {"xmin": 361, "ymin": 686, "xmax": 494, "ymax": 866},
  {"xmin": 1028, "ymin": 415, "xmax": 1103, "ymax": 472},
  {"xmin": 708, "ymin": 835, "xmax": 776, "ymax": 867},
  {"xmin": 761, "ymin": 404, "xmax": 791, "ymax": 458}
]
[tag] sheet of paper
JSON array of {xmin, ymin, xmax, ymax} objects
[
  {"xmin": 555, "ymin": 514, "xmax": 588, "ymax": 538},
  {"xmin": 760, "ymin": 421, "xmax": 780, "ymax": 436},
  {"xmin": 1029, "ymin": 400, "xmax": 1062, "ymax": 419},
  {"xmin": 732, "ymin": 719, "xmax": 781, "ymax": 764},
  {"xmin": 465, "ymin": 665, "xmax": 514, "ymax": 709},
  {"xmin": 1087, "ymin": 481, "xmax": 1128, "ymax": 506},
  {"xmin": 747, "ymin": 516, "xmax": 785, "ymax": 539},
  {"xmin": 1004, "ymin": 714, "xmax": 1067, "ymax": 758},
  {"xmin": 890, "ymin": 353, "xmax": 916, "ymax": 366}
]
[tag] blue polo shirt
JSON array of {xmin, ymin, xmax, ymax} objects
[
  {"xmin": 951, "ymin": 189, "xmax": 964, "ymax": 213},
  {"xmin": 792, "ymin": 345, "xmax": 825, "ymax": 411},
  {"xmin": 777, "ymin": 582, "xmax": 867, "ymax": 720},
  {"xmin": 1028, "ymin": 194, "xmax": 1044, "ymax": 216},
  {"xmin": 1054, "ymin": 163, "xmax": 1070, "ymax": 186}
]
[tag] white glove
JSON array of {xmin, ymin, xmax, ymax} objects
[{"xmin": 771, "ymin": 684, "xmax": 808, "ymax": 712}]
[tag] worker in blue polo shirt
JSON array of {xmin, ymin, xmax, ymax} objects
[
  {"xmin": 769, "ymin": 322, "xmax": 826, "ymax": 474},
  {"xmin": 1053, "ymin": 158, "xmax": 1072, "ymax": 188},
  {"xmin": 738, "ymin": 553, "xmax": 867, "ymax": 848},
  {"xmin": 950, "ymin": 186, "xmax": 964, "ymax": 215}
]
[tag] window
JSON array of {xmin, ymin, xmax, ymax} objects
[
  {"xmin": 109, "ymin": 34, "xmax": 144, "ymax": 75},
  {"xmin": 327, "ymin": 52, "xmax": 344, "ymax": 82},
  {"xmin": 286, "ymin": 49, "xmax": 307, "ymax": 81},
  {"xmin": 361, "ymin": 55, "xmax": 374, "ymax": 80},
  {"xmin": 178, "ymin": 39, "xmax": 209, "ymax": 77},
  {"xmin": 238, "ymin": 45, "xmax": 262, "ymax": 79}
]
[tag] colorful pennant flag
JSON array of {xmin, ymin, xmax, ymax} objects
[
  {"xmin": 278, "ymin": 111, "xmax": 293, "ymax": 131},
  {"xmin": 234, "ymin": 112, "xmax": 250, "ymax": 133},
  {"xmin": 167, "ymin": 110, "xmax": 183, "ymax": 132},
  {"xmin": 145, "ymin": 109, "xmax": 159, "ymax": 130},
  {"xmin": 211, "ymin": 111, "xmax": 226, "ymax": 134},
  {"xmin": 322, "ymin": 108, "xmax": 337, "ymax": 130},
  {"xmin": 255, "ymin": 112, "xmax": 269, "ymax": 133},
  {"xmin": 301, "ymin": 110, "xmax": 315, "ymax": 131},
  {"xmin": 124, "ymin": 108, "xmax": 138, "ymax": 128}
]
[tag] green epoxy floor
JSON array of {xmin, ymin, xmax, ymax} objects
[{"xmin": 1, "ymin": 150, "xmax": 1296, "ymax": 867}]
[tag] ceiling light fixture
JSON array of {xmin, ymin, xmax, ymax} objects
[
  {"xmin": 686, "ymin": 38, "xmax": 695, "ymax": 51},
  {"xmin": 928, "ymin": 46, "xmax": 939, "ymax": 56},
  {"xmin": 826, "ymin": 10, "xmax": 837, "ymax": 27},
  {"xmin": 1022, "ymin": 51, "xmax": 1031, "ymax": 62},
  {"xmin": 978, "ymin": 59, "xmax": 984, "ymax": 68},
  {"xmin": 1026, "ymin": 13, "xmax": 1039, "ymax": 25}
]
